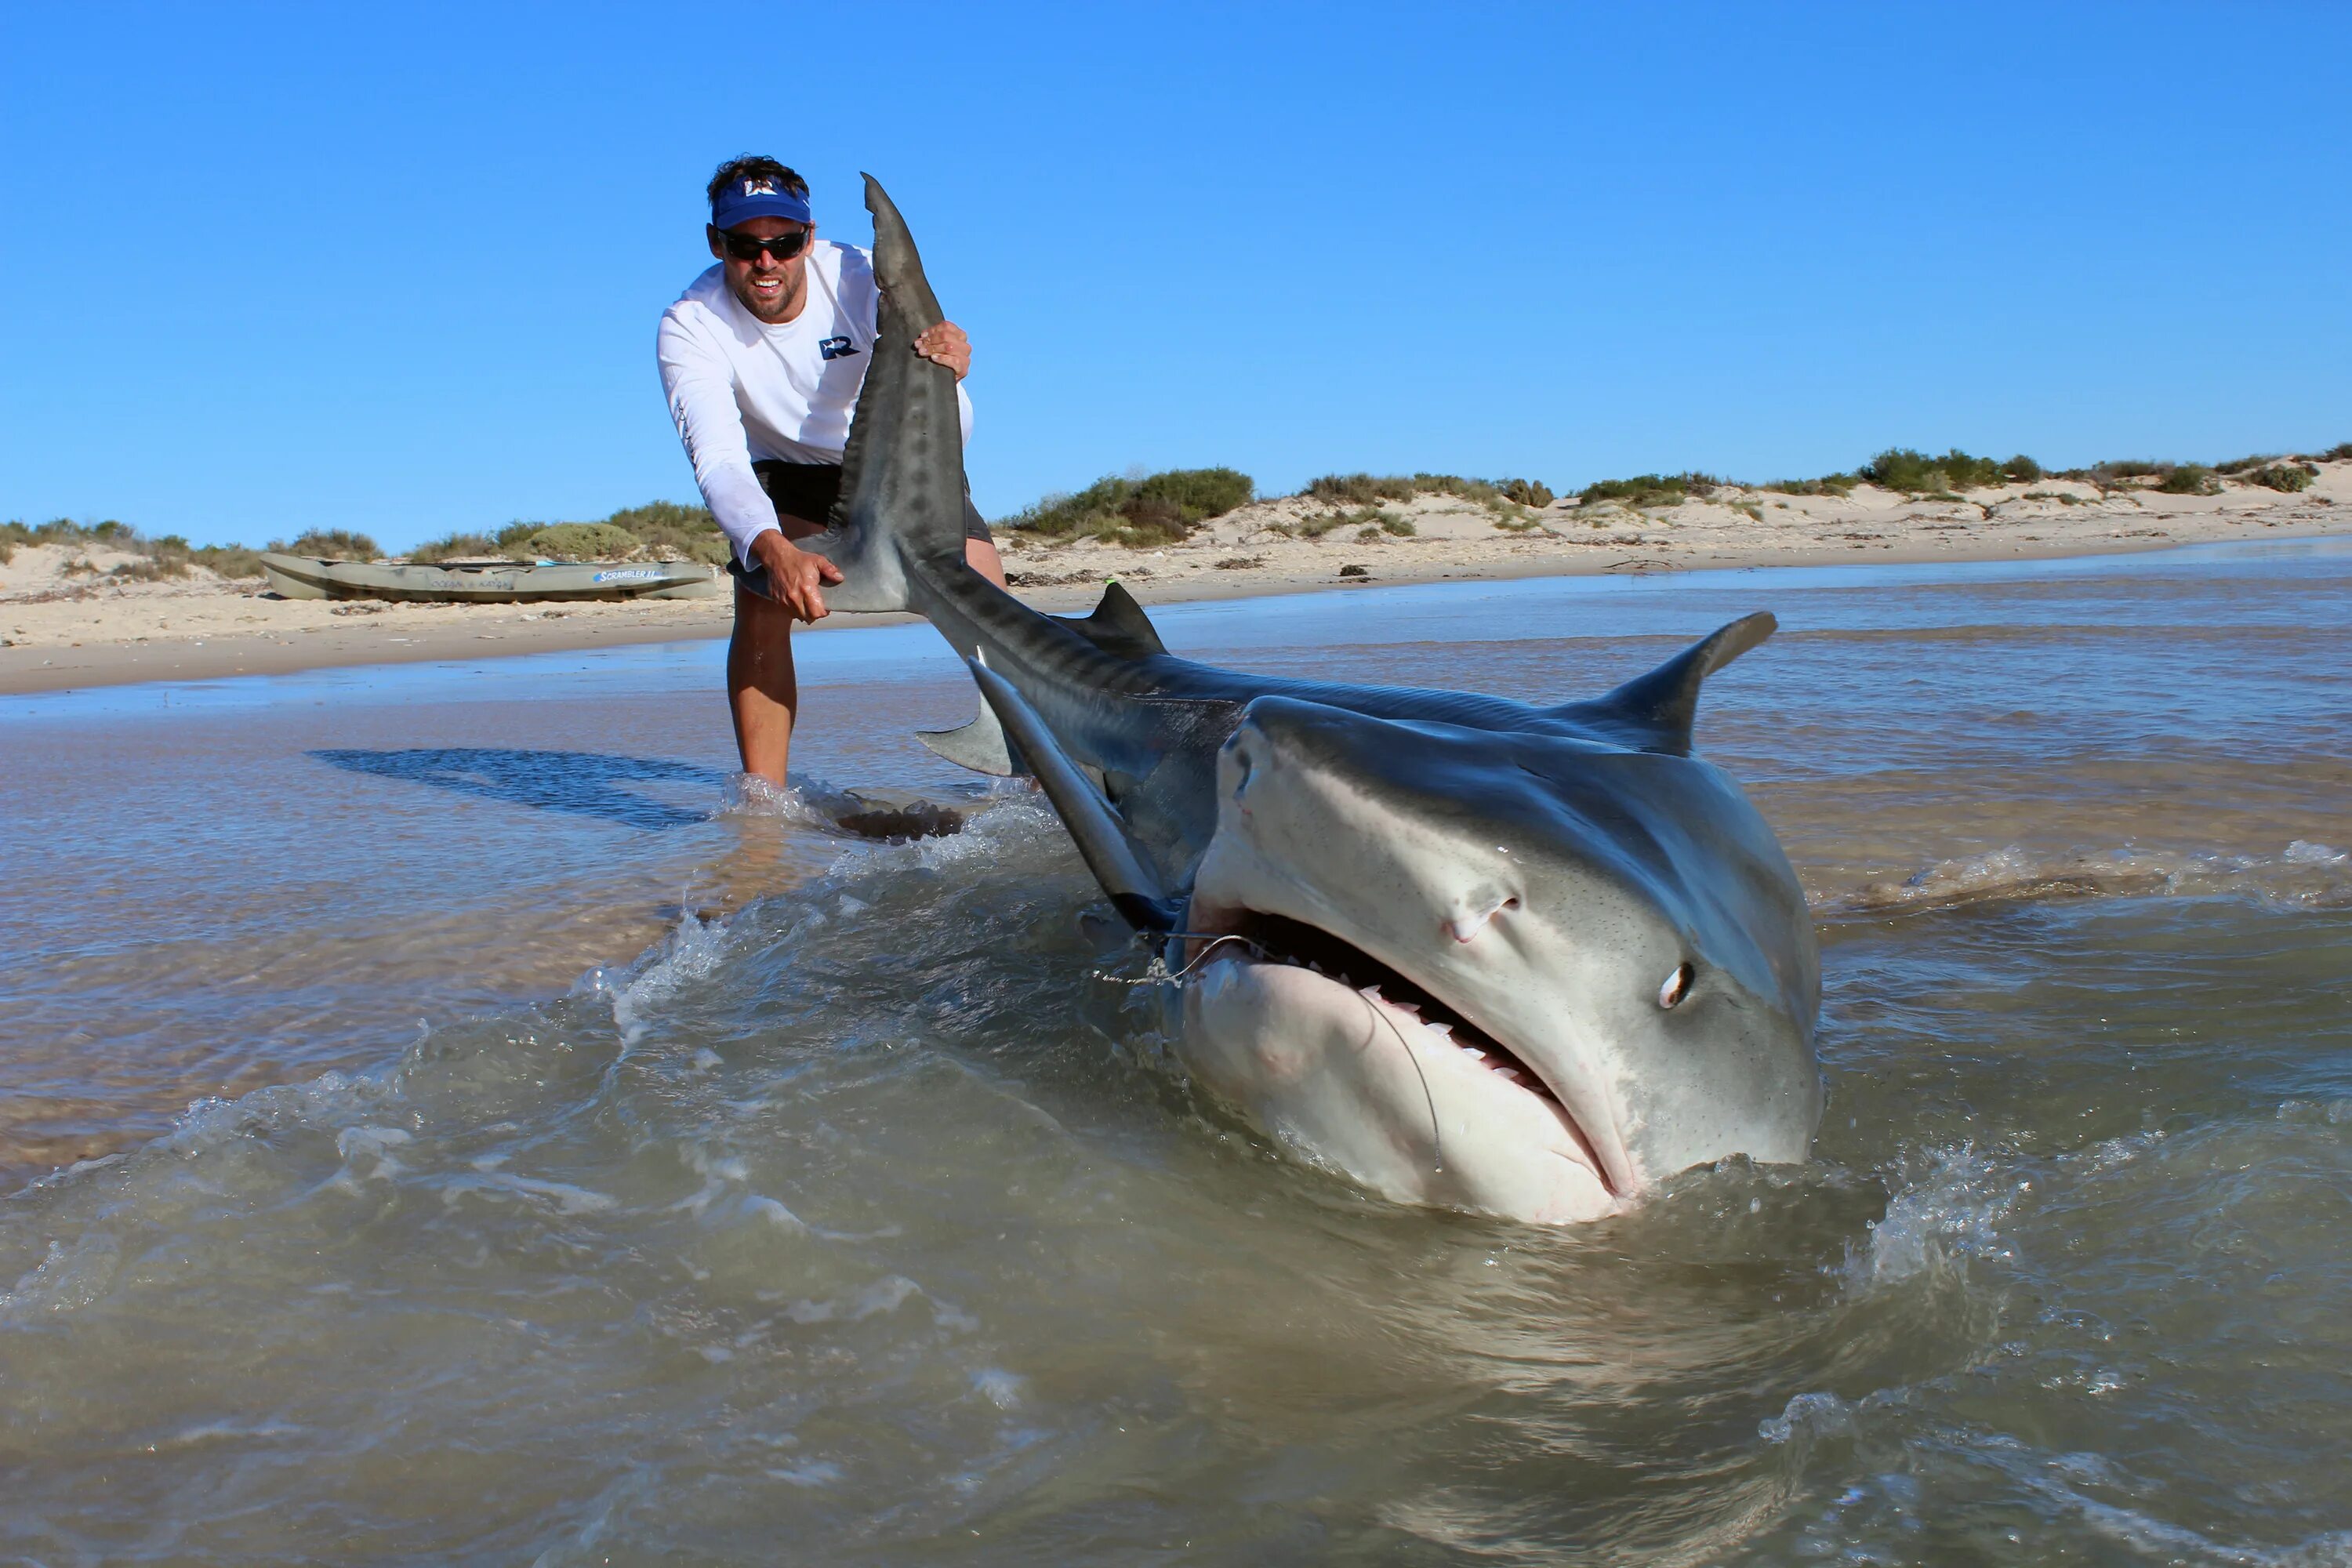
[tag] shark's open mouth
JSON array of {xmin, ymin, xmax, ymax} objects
[{"xmin": 1187, "ymin": 908, "xmax": 1614, "ymax": 1194}]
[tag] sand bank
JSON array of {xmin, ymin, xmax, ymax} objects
[{"xmin": 5, "ymin": 462, "xmax": 2347, "ymax": 695}]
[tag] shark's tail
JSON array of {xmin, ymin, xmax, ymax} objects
[{"xmin": 797, "ymin": 175, "xmax": 972, "ymax": 612}]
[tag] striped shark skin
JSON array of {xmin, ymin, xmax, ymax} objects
[{"xmin": 801, "ymin": 177, "xmax": 1821, "ymax": 1223}]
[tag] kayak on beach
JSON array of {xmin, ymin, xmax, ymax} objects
[{"xmin": 258, "ymin": 553, "xmax": 724, "ymax": 604}]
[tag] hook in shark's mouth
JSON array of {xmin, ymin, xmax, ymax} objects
[{"xmin": 1186, "ymin": 908, "xmax": 1616, "ymax": 1198}]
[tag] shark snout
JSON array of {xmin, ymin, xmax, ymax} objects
[{"xmin": 1215, "ymin": 699, "xmax": 1536, "ymax": 934}]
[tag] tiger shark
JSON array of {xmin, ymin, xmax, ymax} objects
[{"xmin": 801, "ymin": 176, "xmax": 1821, "ymax": 1224}]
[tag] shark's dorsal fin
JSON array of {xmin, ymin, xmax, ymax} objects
[
  {"xmin": 1575, "ymin": 612, "xmax": 1777, "ymax": 754},
  {"xmin": 966, "ymin": 658, "xmax": 1178, "ymax": 931},
  {"xmin": 1056, "ymin": 579, "xmax": 1167, "ymax": 662}
]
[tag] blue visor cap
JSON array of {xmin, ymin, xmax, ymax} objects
[{"xmin": 711, "ymin": 176, "xmax": 812, "ymax": 230}]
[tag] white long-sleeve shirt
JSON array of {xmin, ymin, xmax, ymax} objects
[{"xmin": 655, "ymin": 241, "xmax": 974, "ymax": 565}]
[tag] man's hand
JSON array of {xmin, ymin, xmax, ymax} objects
[
  {"xmin": 913, "ymin": 321, "xmax": 971, "ymax": 381},
  {"xmin": 750, "ymin": 529, "xmax": 844, "ymax": 622}
]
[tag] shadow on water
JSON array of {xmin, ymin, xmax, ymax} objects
[{"xmin": 310, "ymin": 747, "xmax": 728, "ymax": 830}]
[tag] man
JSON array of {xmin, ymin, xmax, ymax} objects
[{"xmin": 657, "ymin": 155, "xmax": 1006, "ymax": 786}]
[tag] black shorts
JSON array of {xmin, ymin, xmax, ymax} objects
[{"xmin": 730, "ymin": 459, "xmax": 991, "ymax": 599}]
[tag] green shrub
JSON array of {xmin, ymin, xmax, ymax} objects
[
  {"xmin": 1004, "ymin": 466, "xmax": 1255, "ymax": 546},
  {"xmin": 0, "ymin": 516, "xmax": 265, "ymax": 577},
  {"xmin": 631, "ymin": 524, "xmax": 731, "ymax": 564},
  {"xmin": 1305, "ymin": 473, "xmax": 1417, "ymax": 506},
  {"xmin": 2156, "ymin": 464, "xmax": 2219, "ymax": 495},
  {"xmin": 193, "ymin": 544, "xmax": 266, "ymax": 579},
  {"xmin": 1859, "ymin": 448, "xmax": 2039, "ymax": 493},
  {"xmin": 2318, "ymin": 441, "xmax": 2351, "ymax": 462},
  {"xmin": 602, "ymin": 499, "xmax": 730, "ymax": 563},
  {"xmin": 1287, "ymin": 506, "xmax": 1378, "ymax": 539},
  {"xmin": 2059, "ymin": 459, "xmax": 2168, "ymax": 483},
  {"xmin": 1303, "ymin": 473, "xmax": 1536, "ymax": 509},
  {"xmin": 1577, "ymin": 472, "xmax": 1722, "ymax": 508},
  {"xmin": 521, "ymin": 522, "xmax": 643, "ymax": 560},
  {"xmin": 409, "ymin": 532, "xmax": 503, "ymax": 563},
  {"xmin": 2238, "ymin": 463, "xmax": 2314, "ymax": 493},
  {"xmin": 1134, "ymin": 466, "xmax": 1252, "ymax": 518},
  {"xmin": 2, "ymin": 517, "xmax": 134, "ymax": 552},
  {"xmin": 1762, "ymin": 474, "xmax": 1860, "ymax": 496},
  {"xmin": 495, "ymin": 521, "xmax": 541, "ymax": 549},
  {"xmin": 109, "ymin": 557, "xmax": 190, "ymax": 582},
  {"xmin": 285, "ymin": 528, "xmax": 381, "ymax": 560}
]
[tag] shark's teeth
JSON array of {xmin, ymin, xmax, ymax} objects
[{"xmin": 1358, "ymin": 985, "xmax": 1384, "ymax": 1003}]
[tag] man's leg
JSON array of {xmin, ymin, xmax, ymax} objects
[
  {"xmin": 728, "ymin": 575, "xmax": 800, "ymax": 786},
  {"xmin": 966, "ymin": 535, "xmax": 1008, "ymax": 587}
]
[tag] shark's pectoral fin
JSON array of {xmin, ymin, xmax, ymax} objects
[
  {"xmin": 1573, "ymin": 612, "xmax": 1777, "ymax": 754},
  {"xmin": 916, "ymin": 705, "xmax": 1020, "ymax": 776},
  {"xmin": 1056, "ymin": 579, "xmax": 1168, "ymax": 662},
  {"xmin": 965, "ymin": 659, "xmax": 1179, "ymax": 932}
]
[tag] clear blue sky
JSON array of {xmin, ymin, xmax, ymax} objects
[{"xmin": 4, "ymin": 2, "xmax": 2347, "ymax": 550}]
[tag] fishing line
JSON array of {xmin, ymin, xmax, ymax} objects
[
  {"xmin": 1094, "ymin": 929, "xmax": 1446, "ymax": 1175},
  {"xmin": 1354, "ymin": 989, "xmax": 1446, "ymax": 1175},
  {"xmin": 1091, "ymin": 931, "xmax": 1265, "ymax": 986}
]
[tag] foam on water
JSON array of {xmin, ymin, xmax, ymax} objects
[{"xmin": 1826, "ymin": 838, "xmax": 2352, "ymax": 914}]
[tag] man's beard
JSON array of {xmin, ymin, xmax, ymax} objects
[{"xmin": 733, "ymin": 267, "xmax": 804, "ymax": 324}]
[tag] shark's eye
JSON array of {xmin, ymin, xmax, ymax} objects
[{"xmin": 1658, "ymin": 963, "xmax": 1693, "ymax": 1009}]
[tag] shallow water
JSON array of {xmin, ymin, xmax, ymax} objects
[{"xmin": 3, "ymin": 540, "xmax": 2349, "ymax": 1563}]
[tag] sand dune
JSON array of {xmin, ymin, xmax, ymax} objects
[{"xmin": 5, "ymin": 461, "xmax": 2347, "ymax": 695}]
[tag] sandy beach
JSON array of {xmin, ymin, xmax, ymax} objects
[{"xmin": 5, "ymin": 459, "xmax": 2347, "ymax": 695}]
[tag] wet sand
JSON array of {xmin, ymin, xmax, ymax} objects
[{"xmin": 5, "ymin": 460, "xmax": 2347, "ymax": 695}]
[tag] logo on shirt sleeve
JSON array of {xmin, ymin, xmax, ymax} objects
[{"xmin": 818, "ymin": 336, "xmax": 859, "ymax": 361}]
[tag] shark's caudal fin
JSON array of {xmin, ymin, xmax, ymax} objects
[
  {"xmin": 967, "ymin": 658, "xmax": 1178, "ymax": 932},
  {"xmin": 796, "ymin": 175, "xmax": 971, "ymax": 613},
  {"xmin": 1572, "ymin": 612, "xmax": 1777, "ymax": 755}
]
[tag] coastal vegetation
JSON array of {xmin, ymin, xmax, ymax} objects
[
  {"xmin": 1860, "ymin": 448, "xmax": 2043, "ymax": 492},
  {"xmin": 410, "ymin": 502, "xmax": 731, "ymax": 564},
  {"xmin": 286, "ymin": 528, "xmax": 383, "ymax": 560},
  {"xmin": 1578, "ymin": 472, "xmax": 1730, "ymax": 507},
  {"xmin": 999, "ymin": 467, "xmax": 1255, "ymax": 546},
  {"xmin": 1566, "ymin": 442, "xmax": 2345, "ymax": 514},
  {"xmin": 9, "ymin": 440, "xmax": 2345, "ymax": 572},
  {"xmin": 1304, "ymin": 473, "xmax": 1553, "ymax": 509},
  {"xmin": 0, "ymin": 517, "xmax": 267, "ymax": 580}
]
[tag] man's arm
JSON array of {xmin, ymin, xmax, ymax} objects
[{"xmin": 655, "ymin": 310, "xmax": 842, "ymax": 619}]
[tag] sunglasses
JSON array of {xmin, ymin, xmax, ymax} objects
[{"xmin": 717, "ymin": 227, "xmax": 811, "ymax": 263}]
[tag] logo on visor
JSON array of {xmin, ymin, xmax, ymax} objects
[
  {"xmin": 742, "ymin": 177, "xmax": 779, "ymax": 197},
  {"xmin": 818, "ymin": 336, "xmax": 858, "ymax": 361}
]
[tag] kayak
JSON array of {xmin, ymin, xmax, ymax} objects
[{"xmin": 259, "ymin": 554, "xmax": 723, "ymax": 604}]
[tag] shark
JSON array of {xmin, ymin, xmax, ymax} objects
[{"xmin": 800, "ymin": 176, "xmax": 1822, "ymax": 1225}]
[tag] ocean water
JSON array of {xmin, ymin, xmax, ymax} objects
[{"xmin": 2, "ymin": 539, "xmax": 2348, "ymax": 1563}]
